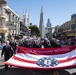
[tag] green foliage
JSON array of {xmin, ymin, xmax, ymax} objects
[{"xmin": 29, "ymin": 25, "xmax": 40, "ymax": 37}]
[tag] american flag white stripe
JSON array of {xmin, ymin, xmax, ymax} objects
[
  {"xmin": 4, "ymin": 56, "xmax": 76, "ymax": 69},
  {"xmin": 15, "ymin": 49, "xmax": 76, "ymax": 61}
]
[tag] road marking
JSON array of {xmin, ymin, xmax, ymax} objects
[{"xmin": 53, "ymin": 71, "xmax": 59, "ymax": 75}]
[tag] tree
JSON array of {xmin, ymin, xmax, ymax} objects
[{"xmin": 29, "ymin": 25, "xmax": 40, "ymax": 37}]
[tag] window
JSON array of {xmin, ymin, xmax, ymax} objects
[
  {"xmin": 0, "ymin": 7, "xmax": 2, "ymax": 14},
  {"xmin": 71, "ymin": 24, "xmax": 75, "ymax": 30},
  {"xmin": 0, "ymin": 20, "xmax": 2, "ymax": 25}
]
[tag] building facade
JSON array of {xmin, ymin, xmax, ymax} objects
[
  {"xmin": 54, "ymin": 15, "xmax": 76, "ymax": 39},
  {"xmin": 23, "ymin": 12, "xmax": 30, "ymax": 27},
  {"xmin": 5, "ymin": 6, "xmax": 21, "ymax": 38},
  {"xmin": 39, "ymin": 7, "xmax": 45, "ymax": 38},
  {"xmin": 45, "ymin": 18, "xmax": 52, "ymax": 38},
  {"xmin": 0, "ymin": 0, "xmax": 8, "ymax": 42},
  {"xmin": 71, "ymin": 14, "xmax": 76, "ymax": 20},
  {"xmin": 0, "ymin": 0, "xmax": 21, "ymax": 41}
]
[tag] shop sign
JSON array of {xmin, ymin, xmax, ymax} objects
[{"xmin": 0, "ymin": 28, "xmax": 7, "ymax": 33}]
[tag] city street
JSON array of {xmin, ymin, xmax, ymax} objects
[
  {"xmin": 0, "ymin": 50, "xmax": 76, "ymax": 75},
  {"xmin": 0, "ymin": 0, "xmax": 76, "ymax": 75}
]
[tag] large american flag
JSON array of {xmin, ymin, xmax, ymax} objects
[{"xmin": 4, "ymin": 46, "xmax": 76, "ymax": 70}]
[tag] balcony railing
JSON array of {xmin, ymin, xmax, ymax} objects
[{"xmin": 0, "ymin": 14, "xmax": 6, "ymax": 18}]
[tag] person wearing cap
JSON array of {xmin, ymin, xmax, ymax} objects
[{"xmin": 1, "ymin": 41, "xmax": 13, "ymax": 70}]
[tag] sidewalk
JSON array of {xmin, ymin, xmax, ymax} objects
[{"xmin": 0, "ymin": 50, "xmax": 4, "ymax": 69}]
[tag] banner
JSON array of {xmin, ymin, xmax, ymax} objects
[{"xmin": 4, "ymin": 46, "xmax": 76, "ymax": 70}]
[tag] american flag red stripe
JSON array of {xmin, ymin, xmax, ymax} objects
[{"xmin": 11, "ymin": 55, "xmax": 76, "ymax": 64}]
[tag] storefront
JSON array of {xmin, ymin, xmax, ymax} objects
[
  {"xmin": 67, "ymin": 33, "xmax": 75, "ymax": 37},
  {"xmin": 0, "ymin": 28, "xmax": 7, "ymax": 43},
  {"xmin": 66, "ymin": 30, "xmax": 76, "ymax": 38}
]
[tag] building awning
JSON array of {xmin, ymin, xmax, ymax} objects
[
  {"xmin": 0, "ymin": 28, "xmax": 7, "ymax": 33},
  {"xmin": 63, "ymin": 30, "xmax": 71, "ymax": 32},
  {"xmin": 67, "ymin": 33, "xmax": 74, "ymax": 37}
]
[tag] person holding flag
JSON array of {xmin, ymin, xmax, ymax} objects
[{"xmin": 1, "ymin": 41, "xmax": 13, "ymax": 70}]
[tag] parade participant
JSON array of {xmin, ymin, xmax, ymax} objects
[
  {"xmin": 9, "ymin": 38, "xmax": 17, "ymax": 54},
  {"xmin": 41, "ymin": 38, "xmax": 51, "ymax": 48},
  {"xmin": 1, "ymin": 41, "xmax": 13, "ymax": 70},
  {"xmin": 34, "ymin": 40, "xmax": 41, "ymax": 48},
  {"xmin": 18, "ymin": 39, "xmax": 24, "ymax": 47},
  {"xmin": 50, "ymin": 38, "xmax": 61, "ymax": 48}
]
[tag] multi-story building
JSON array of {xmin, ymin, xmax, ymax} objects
[
  {"xmin": 60, "ymin": 18, "xmax": 76, "ymax": 38},
  {"xmin": 71, "ymin": 14, "xmax": 76, "ymax": 20},
  {"xmin": 54, "ymin": 16, "xmax": 76, "ymax": 39},
  {"xmin": 23, "ymin": 12, "xmax": 30, "ymax": 27},
  {"xmin": 45, "ymin": 18, "xmax": 52, "ymax": 38},
  {"xmin": 0, "ymin": 0, "xmax": 21, "ymax": 41},
  {"xmin": 5, "ymin": 6, "xmax": 21, "ymax": 38},
  {"xmin": 20, "ymin": 11, "xmax": 31, "ymax": 36},
  {"xmin": 39, "ymin": 7, "xmax": 45, "ymax": 38},
  {"xmin": 45, "ymin": 19, "xmax": 51, "ymax": 33},
  {"xmin": 0, "ymin": 0, "xmax": 7, "ymax": 42}
]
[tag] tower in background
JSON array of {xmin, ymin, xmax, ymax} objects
[
  {"xmin": 46, "ymin": 18, "xmax": 52, "ymax": 38},
  {"xmin": 47, "ymin": 18, "xmax": 51, "ymax": 28},
  {"xmin": 45, "ymin": 18, "xmax": 52, "ymax": 38},
  {"xmin": 23, "ymin": 11, "xmax": 30, "ymax": 27},
  {"xmin": 39, "ymin": 7, "xmax": 45, "ymax": 38}
]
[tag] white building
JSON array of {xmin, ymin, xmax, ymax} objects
[
  {"xmin": 39, "ymin": 7, "xmax": 45, "ymax": 38},
  {"xmin": 0, "ymin": 0, "xmax": 21, "ymax": 41},
  {"xmin": 23, "ymin": 12, "xmax": 30, "ymax": 27}
]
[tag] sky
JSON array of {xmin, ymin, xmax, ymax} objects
[{"xmin": 6, "ymin": 0, "xmax": 76, "ymax": 27}]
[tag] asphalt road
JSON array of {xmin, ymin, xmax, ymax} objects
[{"xmin": 0, "ymin": 50, "xmax": 76, "ymax": 75}]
